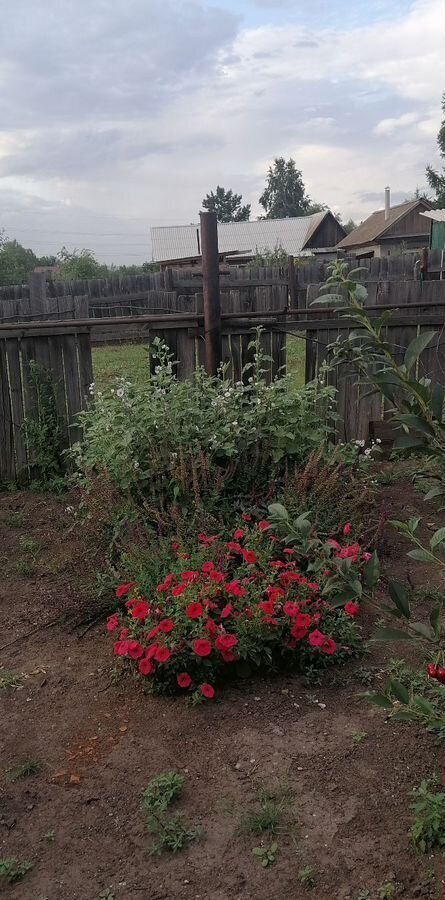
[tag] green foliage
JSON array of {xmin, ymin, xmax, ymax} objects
[
  {"xmin": 409, "ymin": 778, "xmax": 445, "ymax": 853},
  {"xmin": 0, "ymin": 668, "xmax": 23, "ymax": 690},
  {"xmin": 6, "ymin": 758, "xmax": 41, "ymax": 782},
  {"xmin": 352, "ymin": 730, "xmax": 368, "ymax": 744},
  {"xmin": 366, "ymin": 657, "xmax": 445, "ymax": 737},
  {"xmin": 251, "ymin": 242, "xmax": 288, "ymax": 266},
  {"xmin": 22, "ymin": 362, "xmax": 66, "ymax": 491},
  {"xmin": 57, "ymin": 246, "xmax": 108, "ymax": 280},
  {"xmin": 142, "ymin": 772, "xmax": 184, "ymax": 812},
  {"xmin": 0, "ymin": 857, "xmax": 33, "ymax": 884},
  {"xmin": 0, "ymin": 239, "xmax": 39, "ymax": 286},
  {"xmin": 238, "ymin": 787, "xmax": 292, "ymax": 836},
  {"xmin": 377, "ymin": 883, "xmax": 397, "ymax": 900},
  {"xmin": 77, "ymin": 332, "xmax": 333, "ymax": 526},
  {"xmin": 251, "ymin": 841, "xmax": 278, "ymax": 867},
  {"xmin": 426, "ymin": 92, "xmax": 445, "ymax": 207},
  {"xmin": 202, "ymin": 185, "xmax": 250, "ymax": 222},
  {"xmin": 142, "ymin": 772, "xmax": 201, "ymax": 854},
  {"xmin": 259, "ymin": 157, "xmax": 325, "ymax": 219},
  {"xmin": 298, "ymin": 864, "xmax": 317, "ymax": 888}
]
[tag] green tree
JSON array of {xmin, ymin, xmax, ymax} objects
[
  {"xmin": 0, "ymin": 239, "xmax": 39, "ymax": 286},
  {"xmin": 426, "ymin": 92, "xmax": 445, "ymax": 207},
  {"xmin": 57, "ymin": 247, "xmax": 108, "ymax": 280},
  {"xmin": 343, "ymin": 219, "xmax": 357, "ymax": 235},
  {"xmin": 202, "ymin": 186, "xmax": 250, "ymax": 222},
  {"xmin": 259, "ymin": 157, "xmax": 325, "ymax": 219}
]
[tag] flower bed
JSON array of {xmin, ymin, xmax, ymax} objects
[{"xmin": 108, "ymin": 516, "xmax": 371, "ymax": 701}]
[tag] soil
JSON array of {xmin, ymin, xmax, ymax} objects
[{"xmin": 0, "ymin": 479, "xmax": 444, "ymax": 900}]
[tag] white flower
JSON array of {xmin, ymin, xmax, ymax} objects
[
  {"xmin": 65, "ymin": 505, "xmax": 74, "ymax": 514},
  {"xmin": 116, "ymin": 388, "xmax": 124, "ymax": 399},
  {"xmin": 88, "ymin": 382, "xmax": 95, "ymax": 395},
  {"xmin": 376, "ymin": 438, "xmax": 382, "ymax": 444},
  {"xmin": 133, "ymin": 460, "xmax": 140, "ymax": 470}
]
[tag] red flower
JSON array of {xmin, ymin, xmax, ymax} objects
[
  {"xmin": 282, "ymin": 601, "xmax": 300, "ymax": 617},
  {"xmin": 266, "ymin": 586, "xmax": 285, "ymax": 603},
  {"xmin": 221, "ymin": 649, "xmax": 237, "ymax": 663},
  {"xmin": 321, "ymin": 638, "xmax": 337, "ymax": 655},
  {"xmin": 283, "ymin": 548, "xmax": 295, "ymax": 555},
  {"xmin": 225, "ymin": 580, "xmax": 246, "ymax": 598},
  {"xmin": 186, "ymin": 602, "xmax": 204, "ymax": 619},
  {"xmin": 171, "ymin": 541, "xmax": 180, "ymax": 552},
  {"xmin": 198, "ymin": 533, "xmax": 218, "ymax": 545},
  {"xmin": 270, "ymin": 560, "xmax": 285, "ymax": 569},
  {"xmin": 258, "ymin": 520, "xmax": 271, "ymax": 532},
  {"xmin": 177, "ymin": 673, "xmax": 192, "ymax": 688},
  {"xmin": 343, "ymin": 522, "xmax": 352, "ymax": 536},
  {"xmin": 344, "ymin": 601, "xmax": 360, "ymax": 617},
  {"xmin": 131, "ymin": 601, "xmax": 150, "ymax": 620},
  {"xmin": 147, "ymin": 625, "xmax": 160, "ymax": 641},
  {"xmin": 242, "ymin": 513, "xmax": 252, "ymax": 522},
  {"xmin": 201, "ymin": 683, "xmax": 215, "ymax": 699},
  {"xmin": 226, "ymin": 541, "xmax": 242, "ymax": 553},
  {"xmin": 221, "ymin": 603, "xmax": 233, "ymax": 619},
  {"xmin": 139, "ymin": 658, "xmax": 153, "ymax": 676},
  {"xmin": 291, "ymin": 625, "xmax": 308, "ymax": 640},
  {"xmin": 259, "ymin": 599, "xmax": 275, "ymax": 615},
  {"xmin": 119, "ymin": 627, "xmax": 129, "ymax": 640},
  {"xmin": 205, "ymin": 618, "xmax": 219, "ymax": 637},
  {"xmin": 215, "ymin": 634, "xmax": 238, "ymax": 652},
  {"xmin": 234, "ymin": 528, "xmax": 245, "ymax": 540},
  {"xmin": 327, "ymin": 539, "xmax": 341, "ymax": 551},
  {"xmin": 159, "ymin": 618, "xmax": 175, "ymax": 633},
  {"xmin": 172, "ymin": 583, "xmax": 186, "ymax": 597},
  {"xmin": 116, "ymin": 582, "xmax": 136, "ymax": 598},
  {"xmin": 113, "ymin": 640, "xmax": 129, "ymax": 656},
  {"xmin": 202, "ymin": 561, "xmax": 215, "ymax": 574},
  {"xmin": 362, "ymin": 552, "xmax": 372, "ymax": 562},
  {"xmin": 106, "ymin": 614, "xmax": 119, "ymax": 632},
  {"xmin": 322, "ymin": 569, "xmax": 331, "ymax": 578},
  {"xmin": 146, "ymin": 643, "xmax": 159, "ymax": 660},
  {"xmin": 242, "ymin": 549, "xmax": 257, "ymax": 565},
  {"xmin": 181, "ymin": 570, "xmax": 200, "ymax": 583},
  {"xmin": 157, "ymin": 573, "xmax": 175, "ymax": 593},
  {"xmin": 293, "ymin": 613, "xmax": 312, "ymax": 629},
  {"xmin": 193, "ymin": 638, "xmax": 212, "ymax": 657},
  {"xmin": 209, "ymin": 570, "xmax": 225, "ymax": 583},
  {"xmin": 308, "ymin": 629, "xmax": 326, "ymax": 648},
  {"xmin": 155, "ymin": 645, "xmax": 171, "ymax": 663}
]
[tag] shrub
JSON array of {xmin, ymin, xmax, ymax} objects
[
  {"xmin": 409, "ymin": 778, "xmax": 445, "ymax": 853},
  {"xmin": 107, "ymin": 515, "xmax": 369, "ymax": 699},
  {"xmin": 75, "ymin": 334, "xmax": 334, "ymax": 526}
]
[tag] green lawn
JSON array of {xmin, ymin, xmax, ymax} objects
[{"xmin": 92, "ymin": 337, "xmax": 306, "ymax": 392}]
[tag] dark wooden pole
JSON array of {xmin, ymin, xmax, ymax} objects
[
  {"xmin": 420, "ymin": 246, "xmax": 429, "ymax": 281},
  {"xmin": 200, "ymin": 210, "xmax": 222, "ymax": 375},
  {"xmin": 287, "ymin": 255, "xmax": 296, "ymax": 309}
]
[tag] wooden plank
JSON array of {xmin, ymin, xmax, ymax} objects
[
  {"xmin": 0, "ymin": 339, "xmax": 15, "ymax": 482},
  {"xmin": 5, "ymin": 338, "xmax": 28, "ymax": 479},
  {"xmin": 61, "ymin": 334, "xmax": 83, "ymax": 446}
]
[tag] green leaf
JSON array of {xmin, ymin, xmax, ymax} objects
[
  {"xmin": 412, "ymin": 695, "xmax": 437, "ymax": 716},
  {"xmin": 410, "ymin": 621, "xmax": 436, "ymax": 641},
  {"xmin": 388, "ymin": 679, "xmax": 409, "ymax": 705},
  {"xmin": 388, "ymin": 581, "xmax": 411, "ymax": 619},
  {"xmin": 393, "ymin": 434, "xmax": 426, "ymax": 451},
  {"xmin": 404, "ymin": 331, "xmax": 436, "ymax": 374},
  {"xmin": 363, "ymin": 551, "xmax": 380, "ymax": 590},
  {"xmin": 310, "ymin": 293, "xmax": 346, "ymax": 306},
  {"xmin": 268, "ymin": 503, "xmax": 289, "ymax": 521},
  {"xmin": 424, "ymin": 486, "xmax": 445, "ymax": 502},
  {"xmin": 372, "ymin": 626, "xmax": 412, "ymax": 642},
  {"xmin": 431, "ymin": 384, "xmax": 445, "ymax": 421},
  {"xmin": 354, "ymin": 283, "xmax": 368, "ymax": 302},
  {"xmin": 348, "ymin": 267, "xmax": 368, "ymax": 280},
  {"xmin": 430, "ymin": 527, "xmax": 445, "ymax": 549},
  {"xmin": 252, "ymin": 847, "xmax": 264, "ymax": 857},
  {"xmin": 366, "ymin": 692, "xmax": 393, "ymax": 709},
  {"xmin": 396, "ymin": 414, "xmax": 435, "ymax": 436},
  {"xmin": 391, "ymin": 709, "xmax": 417, "ymax": 722},
  {"xmin": 407, "ymin": 548, "xmax": 436, "ymax": 562}
]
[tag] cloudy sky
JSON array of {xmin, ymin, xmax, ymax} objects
[{"xmin": 0, "ymin": 0, "xmax": 444, "ymax": 263}]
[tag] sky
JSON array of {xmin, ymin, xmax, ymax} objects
[{"xmin": 0, "ymin": 0, "xmax": 444, "ymax": 263}]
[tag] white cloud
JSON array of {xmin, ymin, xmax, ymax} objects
[{"xmin": 0, "ymin": 0, "xmax": 444, "ymax": 261}]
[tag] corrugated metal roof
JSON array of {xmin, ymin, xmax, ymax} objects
[
  {"xmin": 421, "ymin": 209, "xmax": 445, "ymax": 222},
  {"xmin": 151, "ymin": 212, "xmax": 328, "ymax": 262},
  {"xmin": 337, "ymin": 199, "xmax": 431, "ymax": 249}
]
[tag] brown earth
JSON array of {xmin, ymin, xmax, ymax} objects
[{"xmin": 0, "ymin": 481, "xmax": 444, "ymax": 900}]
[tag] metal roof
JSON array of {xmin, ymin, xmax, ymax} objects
[
  {"xmin": 151, "ymin": 212, "xmax": 328, "ymax": 262},
  {"xmin": 337, "ymin": 199, "xmax": 431, "ymax": 249},
  {"xmin": 420, "ymin": 209, "xmax": 445, "ymax": 222}
]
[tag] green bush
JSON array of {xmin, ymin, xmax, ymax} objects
[{"xmin": 75, "ymin": 333, "xmax": 334, "ymax": 525}]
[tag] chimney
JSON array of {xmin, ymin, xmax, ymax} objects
[{"xmin": 384, "ymin": 186, "xmax": 390, "ymax": 221}]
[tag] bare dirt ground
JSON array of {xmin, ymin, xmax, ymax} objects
[{"xmin": 0, "ymin": 482, "xmax": 444, "ymax": 900}]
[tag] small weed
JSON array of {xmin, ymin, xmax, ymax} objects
[
  {"xmin": 238, "ymin": 785, "xmax": 293, "ymax": 836},
  {"xmin": 0, "ymin": 668, "xmax": 23, "ymax": 690},
  {"xmin": 409, "ymin": 778, "xmax": 445, "ymax": 853},
  {"xmin": 355, "ymin": 891, "xmax": 371, "ymax": 900},
  {"xmin": 19, "ymin": 536, "xmax": 43, "ymax": 555},
  {"xmin": 252, "ymin": 841, "xmax": 278, "ymax": 867},
  {"xmin": 14, "ymin": 558, "xmax": 37, "ymax": 577},
  {"xmin": 0, "ymin": 510, "xmax": 25, "ymax": 528},
  {"xmin": 377, "ymin": 882, "xmax": 398, "ymax": 899},
  {"xmin": 352, "ymin": 730, "xmax": 368, "ymax": 745},
  {"xmin": 298, "ymin": 864, "xmax": 316, "ymax": 887},
  {"xmin": 142, "ymin": 772, "xmax": 184, "ymax": 812},
  {"xmin": 0, "ymin": 857, "xmax": 33, "ymax": 884},
  {"xmin": 44, "ymin": 829, "xmax": 56, "ymax": 843},
  {"xmin": 98, "ymin": 889, "xmax": 115, "ymax": 899},
  {"xmin": 142, "ymin": 771, "xmax": 200, "ymax": 855},
  {"xmin": 353, "ymin": 669, "xmax": 375, "ymax": 687},
  {"xmin": 6, "ymin": 758, "xmax": 41, "ymax": 782}
]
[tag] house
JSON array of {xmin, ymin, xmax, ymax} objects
[
  {"xmin": 151, "ymin": 211, "xmax": 346, "ymax": 266},
  {"xmin": 420, "ymin": 209, "xmax": 445, "ymax": 251},
  {"xmin": 336, "ymin": 189, "xmax": 432, "ymax": 258}
]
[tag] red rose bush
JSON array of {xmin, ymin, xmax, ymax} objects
[{"xmin": 107, "ymin": 515, "xmax": 374, "ymax": 701}]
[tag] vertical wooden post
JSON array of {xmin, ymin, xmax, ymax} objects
[
  {"xmin": 200, "ymin": 211, "xmax": 221, "ymax": 375},
  {"xmin": 28, "ymin": 271, "xmax": 48, "ymax": 318},
  {"xmin": 287, "ymin": 255, "xmax": 296, "ymax": 309},
  {"xmin": 420, "ymin": 247, "xmax": 429, "ymax": 281}
]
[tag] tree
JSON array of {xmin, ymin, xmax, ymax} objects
[
  {"xmin": 426, "ymin": 92, "xmax": 445, "ymax": 208},
  {"xmin": 0, "ymin": 239, "xmax": 39, "ymax": 286},
  {"xmin": 202, "ymin": 186, "xmax": 250, "ymax": 222},
  {"xmin": 343, "ymin": 219, "xmax": 357, "ymax": 235},
  {"xmin": 57, "ymin": 247, "xmax": 108, "ymax": 280},
  {"xmin": 259, "ymin": 157, "xmax": 324, "ymax": 219}
]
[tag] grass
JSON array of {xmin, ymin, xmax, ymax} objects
[
  {"xmin": 0, "ymin": 857, "xmax": 33, "ymax": 884},
  {"xmin": 298, "ymin": 864, "xmax": 316, "ymax": 888},
  {"xmin": 0, "ymin": 668, "xmax": 23, "ymax": 690},
  {"xmin": 238, "ymin": 786, "xmax": 294, "ymax": 837},
  {"xmin": 6, "ymin": 758, "xmax": 41, "ymax": 782},
  {"xmin": 92, "ymin": 337, "xmax": 306, "ymax": 392},
  {"xmin": 0, "ymin": 510, "xmax": 25, "ymax": 528}
]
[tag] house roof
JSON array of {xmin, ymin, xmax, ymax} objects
[
  {"xmin": 151, "ymin": 211, "xmax": 333, "ymax": 262},
  {"xmin": 421, "ymin": 209, "xmax": 445, "ymax": 222},
  {"xmin": 337, "ymin": 199, "xmax": 431, "ymax": 249}
]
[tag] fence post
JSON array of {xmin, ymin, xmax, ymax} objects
[
  {"xmin": 200, "ymin": 210, "xmax": 222, "ymax": 376},
  {"xmin": 288, "ymin": 256, "xmax": 296, "ymax": 309},
  {"xmin": 28, "ymin": 271, "xmax": 48, "ymax": 318}
]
